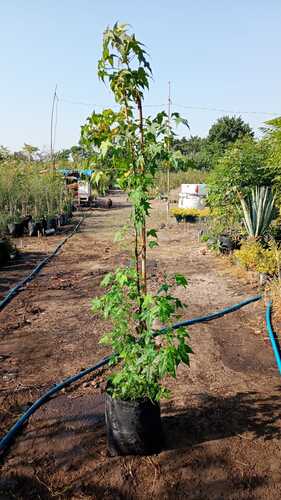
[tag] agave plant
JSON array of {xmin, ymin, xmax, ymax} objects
[{"xmin": 239, "ymin": 186, "xmax": 276, "ymax": 238}]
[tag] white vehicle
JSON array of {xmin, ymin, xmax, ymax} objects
[
  {"xmin": 178, "ymin": 184, "xmax": 207, "ymax": 209},
  {"xmin": 78, "ymin": 180, "xmax": 92, "ymax": 205}
]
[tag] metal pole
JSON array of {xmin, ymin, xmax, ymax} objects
[
  {"xmin": 167, "ymin": 81, "xmax": 172, "ymax": 221},
  {"xmin": 50, "ymin": 84, "xmax": 58, "ymax": 170}
]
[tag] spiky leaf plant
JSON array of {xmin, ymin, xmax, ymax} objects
[{"xmin": 239, "ymin": 186, "xmax": 276, "ymax": 238}]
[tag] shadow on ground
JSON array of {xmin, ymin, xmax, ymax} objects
[
  {"xmin": 162, "ymin": 389, "xmax": 281, "ymax": 449},
  {"xmin": 1, "ymin": 389, "xmax": 280, "ymax": 498}
]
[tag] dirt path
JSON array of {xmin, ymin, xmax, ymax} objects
[{"xmin": 1, "ymin": 193, "xmax": 281, "ymax": 499}]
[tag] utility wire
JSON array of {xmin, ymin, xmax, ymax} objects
[
  {"xmin": 59, "ymin": 97, "xmax": 165, "ymax": 109},
  {"xmin": 173, "ymin": 103, "xmax": 279, "ymax": 117},
  {"xmin": 59, "ymin": 96, "xmax": 280, "ymax": 116}
]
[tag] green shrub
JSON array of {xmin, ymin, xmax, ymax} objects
[
  {"xmin": 234, "ymin": 239, "xmax": 280, "ymax": 275},
  {"xmin": 0, "ymin": 161, "xmax": 73, "ymax": 224},
  {"xmin": 171, "ymin": 207, "xmax": 210, "ymax": 222},
  {"xmin": 171, "ymin": 207, "xmax": 209, "ymax": 217}
]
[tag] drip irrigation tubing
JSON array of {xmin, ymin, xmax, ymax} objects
[
  {"xmin": 265, "ymin": 301, "xmax": 281, "ymax": 376},
  {"xmin": 0, "ymin": 293, "xmax": 262, "ymax": 458},
  {"xmin": 0, "ymin": 355, "xmax": 111, "ymax": 458},
  {"xmin": 156, "ymin": 294, "xmax": 262, "ymax": 335},
  {"xmin": 0, "ymin": 217, "xmax": 84, "ymax": 312}
]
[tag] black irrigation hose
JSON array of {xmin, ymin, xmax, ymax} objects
[
  {"xmin": 156, "ymin": 294, "xmax": 262, "ymax": 335},
  {"xmin": 0, "ymin": 217, "xmax": 84, "ymax": 312},
  {"xmin": 0, "ymin": 293, "xmax": 262, "ymax": 458},
  {"xmin": 0, "ymin": 355, "xmax": 111, "ymax": 458}
]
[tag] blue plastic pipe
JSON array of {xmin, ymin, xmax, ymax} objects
[
  {"xmin": 0, "ymin": 293, "xmax": 262, "ymax": 458},
  {"xmin": 265, "ymin": 301, "xmax": 281, "ymax": 376}
]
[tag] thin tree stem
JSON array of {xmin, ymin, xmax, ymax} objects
[
  {"xmin": 124, "ymin": 100, "xmax": 142, "ymax": 295},
  {"xmin": 136, "ymin": 94, "xmax": 147, "ymax": 295}
]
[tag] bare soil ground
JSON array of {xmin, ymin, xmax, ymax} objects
[
  {"xmin": 1, "ymin": 192, "xmax": 281, "ymax": 500},
  {"xmin": 0, "ymin": 218, "xmax": 81, "ymax": 301}
]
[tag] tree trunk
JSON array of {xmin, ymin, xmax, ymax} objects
[{"xmin": 136, "ymin": 95, "xmax": 147, "ymax": 294}]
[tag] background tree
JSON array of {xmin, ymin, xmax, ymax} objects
[
  {"xmin": 0, "ymin": 146, "xmax": 11, "ymax": 162},
  {"xmin": 172, "ymin": 116, "xmax": 253, "ymax": 171},
  {"xmin": 261, "ymin": 117, "xmax": 281, "ymax": 203},
  {"xmin": 208, "ymin": 115, "xmax": 253, "ymax": 150},
  {"xmin": 207, "ymin": 137, "xmax": 273, "ymax": 216},
  {"xmin": 70, "ymin": 145, "xmax": 89, "ymax": 163},
  {"xmin": 173, "ymin": 135, "xmax": 203, "ymax": 157},
  {"xmin": 22, "ymin": 143, "xmax": 39, "ymax": 162},
  {"xmin": 54, "ymin": 148, "xmax": 72, "ymax": 163}
]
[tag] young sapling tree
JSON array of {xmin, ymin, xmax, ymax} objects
[{"xmin": 81, "ymin": 23, "xmax": 192, "ymax": 409}]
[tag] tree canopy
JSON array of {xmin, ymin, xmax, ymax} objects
[
  {"xmin": 207, "ymin": 115, "xmax": 253, "ymax": 149},
  {"xmin": 207, "ymin": 137, "xmax": 274, "ymax": 216}
]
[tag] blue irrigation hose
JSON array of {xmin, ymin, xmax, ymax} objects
[
  {"xmin": 265, "ymin": 301, "xmax": 281, "ymax": 376},
  {"xmin": 0, "ymin": 293, "xmax": 262, "ymax": 458},
  {"xmin": 0, "ymin": 217, "xmax": 84, "ymax": 312}
]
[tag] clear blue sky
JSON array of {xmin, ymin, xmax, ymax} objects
[{"xmin": 1, "ymin": 0, "xmax": 281, "ymax": 152}]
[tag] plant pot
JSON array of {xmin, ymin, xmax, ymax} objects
[
  {"xmin": 47, "ymin": 217, "xmax": 57, "ymax": 230},
  {"xmin": 7, "ymin": 222, "xmax": 24, "ymax": 237},
  {"xmin": 175, "ymin": 215, "xmax": 182, "ymax": 223},
  {"xmin": 0, "ymin": 240, "xmax": 10, "ymax": 266},
  {"xmin": 28, "ymin": 220, "xmax": 42, "ymax": 237},
  {"xmin": 21, "ymin": 215, "xmax": 32, "ymax": 233},
  {"xmin": 62, "ymin": 213, "xmax": 69, "ymax": 224},
  {"xmin": 218, "ymin": 235, "xmax": 234, "ymax": 253},
  {"xmin": 105, "ymin": 393, "xmax": 163, "ymax": 456},
  {"xmin": 41, "ymin": 218, "xmax": 47, "ymax": 232},
  {"xmin": 45, "ymin": 228, "xmax": 56, "ymax": 236},
  {"xmin": 184, "ymin": 215, "xmax": 196, "ymax": 223},
  {"xmin": 58, "ymin": 214, "xmax": 66, "ymax": 226}
]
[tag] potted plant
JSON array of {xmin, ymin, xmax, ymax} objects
[
  {"xmin": 0, "ymin": 238, "xmax": 14, "ymax": 266},
  {"xmin": 170, "ymin": 208, "xmax": 183, "ymax": 223},
  {"xmin": 171, "ymin": 207, "xmax": 203, "ymax": 223},
  {"xmin": 93, "ymin": 268, "xmax": 191, "ymax": 455},
  {"xmin": 82, "ymin": 23, "xmax": 192, "ymax": 456},
  {"xmin": 7, "ymin": 215, "xmax": 24, "ymax": 237},
  {"xmin": 27, "ymin": 218, "xmax": 44, "ymax": 237}
]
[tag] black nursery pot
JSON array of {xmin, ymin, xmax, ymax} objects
[
  {"xmin": 218, "ymin": 235, "xmax": 234, "ymax": 253},
  {"xmin": 47, "ymin": 217, "xmax": 57, "ymax": 230},
  {"xmin": 7, "ymin": 222, "xmax": 24, "ymax": 237},
  {"xmin": 184, "ymin": 215, "xmax": 196, "ymax": 223},
  {"xmin": 28, "ymin": 220, "xmax": 42, "ymax": 237},
  {"xmin": 0, "ymin": 240, "xmax": 10, "ymax": 266},
  {"xmin": 58, "ymin": 214, "xmax": 66, "ymax": 226},
  {"xmin": 105, "ymin": 393, "xmax": 163, "ymax": 456},
  {"xmin": 21, "ymin": 215, "xmax": 32, "ymax": 233}
]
